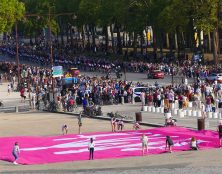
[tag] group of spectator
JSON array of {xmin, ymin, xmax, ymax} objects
[{"xmin": 1, "ymin": 57, "xmax": 222, "ymax": 121}]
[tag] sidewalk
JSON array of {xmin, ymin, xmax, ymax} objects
[
  {"xmin": 56, "ymin": 102, "xmax": 221, "ymax": 130},
  {"xmin": 0, "ymin": 83, "xmax": 30, "ymax": 109},
  {"xmin": 1, "ymin": 81, "xmax": 221, "ymax": 130}
]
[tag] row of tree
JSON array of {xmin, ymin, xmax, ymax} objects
[{"xmin": 0, "ymin": 0, "xmax": 221, "ymax": 62}]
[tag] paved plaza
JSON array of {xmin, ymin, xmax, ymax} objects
[{"xmin": 1, "ymin": 83, "xmax": 222, "ymax": 173}]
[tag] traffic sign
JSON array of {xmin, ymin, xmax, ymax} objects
[{"xmin": 52, "ymin": 66, "xmax": 63, "ymax": 77}]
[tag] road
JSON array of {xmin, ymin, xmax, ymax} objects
[{"xmin": 0, "ymin": 54, "xmax": 195, "ymax": 86}]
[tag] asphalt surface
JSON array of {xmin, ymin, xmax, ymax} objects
[{"xmin": 0, "ymin": 54, "xmax": 195, "ymax": 86}]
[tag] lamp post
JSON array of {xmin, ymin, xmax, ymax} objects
[
  {"xmin": 14, "ymin": 11, "xmax": 76, "ymax": 93},
  {"xmin": 171, "ymin": 66, "xmax": 174, "ymax": 86},
  {"xmin": 48, "ymin": 7, "xmax": 55, "ymax": 101},
  {"xmin": 15, "ymin": 22, "xmax": 20, "ymax": 84}
]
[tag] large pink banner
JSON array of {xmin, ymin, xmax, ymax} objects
[{"xmin": 0, "ymin": 127, "xmax": 219, "ymax": 165}]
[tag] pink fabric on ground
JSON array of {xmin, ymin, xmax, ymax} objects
[{"xmin": 0, "ymin": 127, "xmax": 219, "ymax": 165}]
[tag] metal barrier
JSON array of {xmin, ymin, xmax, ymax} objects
[
  {"xmin": 0, "ymin": 105, "xmax": 31, "ymax": 113},
  {"xmin": 0, "ymin": 106, "xmax": 16, "ymax": 113}
]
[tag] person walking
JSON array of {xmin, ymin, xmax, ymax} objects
[
  {"xmin": 78, "ymin": 113, "xmax": 82, "ymax": 134},
  {"xmin": 62, "ymin": 124, "xmax": 68, "ymax": 135},
  {"xmin": 7, "ymin": 83, "xmax": 11, "ymax": 95},
  {"xmin": 165, "ymin": 136, "xmax": 174, "ymax": 153},
  {"xmin": 88, "ymin": 138, "xmax": 95, "ymax": 160},
  {"xmin": 12, "ymin": 142, "xmax": 20, "ymax": 165},
  {"xmin": 141, "ymin": 134, "xmax": 148, "ymax": 155},
  {"xmin": 217, "ymin": 122, "xmax": 222, "ymax": 147},
  {"xmin": 111, "ymin": 117, "xmax": 117, "ymax": 132}
]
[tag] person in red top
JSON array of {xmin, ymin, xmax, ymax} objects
[
  {"xmin": 205, "ymin": 95, "xmax": 212, "ymax": 112},
  {"xmin": 178, "ymin": 94, "xmax": 183, "ymax": 109},
  {"xmin": 148, "ymin": 93, "xmax": 153, "ymax": 106},
  {"xmin": 20, "ymin": 88, "xmax": 26, "ymax": 102},
  {"xmin": 67, "ymin": 98, "xmax": 75, "ymax": 111}
]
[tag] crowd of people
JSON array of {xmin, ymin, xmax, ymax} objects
[
  {"xmin": 2, "ymin": 41, "xmax": 222, "ymax": 79},
  {"xmin": 2, "ymin": 40, "xmax": 222, "ymax": 164},
  {"xmin": 1, "ymin": 57, "xmax": 222, "ymax": 120}
]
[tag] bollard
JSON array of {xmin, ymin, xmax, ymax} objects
[
  {"xmin": 188, "ymin": 110, "xmax": 192, "ymax": 117},
  {"xmin": 161, "ymin": 100, "xmax": 165, "ymax": 107},
  {"xmin": 156, "ymin": 107, "xmax": 160, "ymax": 113},
  {"xmin": 178, "ymin": 109, "xmax": 184, "ymax": 118},
  {"xmin": 183, "ymin": 110, "xmax": 187, "ymax": 116},
  {"xmin": 165, "ymin": 112, "xmax": 172, "ymax": 119},
  {"xmin": 198, "ymin": 101, "xmax": 202, "ymax": 109},
  {"xmin": 160, "ymin": 107, "xmax": 164, "ymax": 113},
  {"xmin": 16, "ymin": 106, "xmax": 19, "ymax": 113},
  {"xmin": 205, "ymin": 119, "xmax": 210, "ymax": 129},
  {"xmin": 197, "ymin": 110, "xmax": 202, "ymax": 117},
  {"xmin": 143, "ymin": 106, "xmax": 148, "ymax": 112},
  {"xmin": 197, "ymin": 118, "xmax": 205, "ymax": 130},
  {"xmin": 174, "ymin": 100, "xmax": 179, "ymax": 109},
  {"xmin": 213, "ymin": 112, "xmax": 218, "ymax": 119},
  {"xmin": 152, "ymin": 106, "xmax": 156, "ymax": 112},
  {"xmin": 121, "ymin": 97, "xmax": 124, "ymax": 105},
  {"xmin": 207, "ymin": 112, "xmax": 213, "ymax": 119},
  {"xmin": 148, "ymin": 106, "xmax": 152, "ymax": 112},
  {"xmin": 216, "ymin": 100, "xmax": 219, "ymax": 109},
  {"xmin": 192, "ymin": 110, "xmax": 197, "ymax": 117},
  {"xmin": 173, "ymin": 109, "xmax": 178, "ymax": 116},
  {"xmin": 188, "ymin": 102, "xmax": 192, "ymax": 108},
  {"xmin": 132, "ymin": 97, "xmax": 135, "ymax": 104},
  {"xmin": 135, "ymin": 112, "xmax": 142, "ymax": 122}
]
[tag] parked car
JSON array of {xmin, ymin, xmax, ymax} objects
[
  {"xmin": 132, "ymin": 86, "xmax": 156, "ymax": 102},
  {"xmin": 147, "ymin": 70, "xmax": 164, "ymax": 79},
  {"xmin": 206, "ymin": 73, "xmax": 222, "ymax": 81}
]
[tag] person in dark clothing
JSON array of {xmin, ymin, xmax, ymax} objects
[
  {"xmin": 88, "ymin": 138, "xmax": 95, "ymax": 160},
  {"xmin": 217, "ymin": 122, "xmax": 222, "ymax": 147},
  {"xmin": 165, "ymin": 136, "xmax": 174, "ymax": 153}
]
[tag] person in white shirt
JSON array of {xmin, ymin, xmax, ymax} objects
[
  {"xmin": 12, "ymin": 142, "xmax": 20, "ymax": 165},
  {"xmin": 140, "ymin": 91, "xmax": 145, "ymax": 107},
  {"xmin": 88, "ymin": 138, "xmax": 95, "ymax": 160},
  {"xmin": 190, "ymin": 137, "xmax": 198, "ymax": 150},
  {"xmin": 31, "ymin": 91, "xmax": 36, "ymax": 109},
  {"xmin": 141, "ymin": 134, "xmax": 148, "ymax": 155}
]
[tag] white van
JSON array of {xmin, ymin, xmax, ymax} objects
[{"xmin": 132, "ymin": 87, "xmax": 150, "ymax": 102}]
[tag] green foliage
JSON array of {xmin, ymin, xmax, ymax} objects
[
  {"xmin": 78, "ymin": 0, "xmax": 100, "ymax": 25},
  {"xmin": 2, "ymin": 0, "xmax": 222, "ymax": 60},
  {"xmin": 0, "ymin": 0, "xmax": 25, "ymax": 32},
  {"xmin": 158, "ymin": 0, "xmax": 188, "ymax": 33}
]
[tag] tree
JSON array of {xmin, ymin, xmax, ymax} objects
[
  {"xmin": 78, "ymin": 0, "xmax": 100, "ymax": 49},
  {"xmin": 0, "ymin": 0, "xmax": 25, "ymax": 32},
  {"xmin": 185, "ymin": 0, "xmax": 222, "ymax": 63}
]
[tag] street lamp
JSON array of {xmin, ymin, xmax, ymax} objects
[
  {"xmin": 15, "ymin": 22, "xmax": 20, "ymax": 84},
  {"xmin": 171, "ymin": 66, "xmax": 174, "ymax": 86},
  {"xmin": 14, "ymin": 11, "xmax": 76, "ymax": 84}
]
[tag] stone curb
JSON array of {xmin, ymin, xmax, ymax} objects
[{"xmin": 43, "ymin": 110, "xmax": 164, "ymax": 128}]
